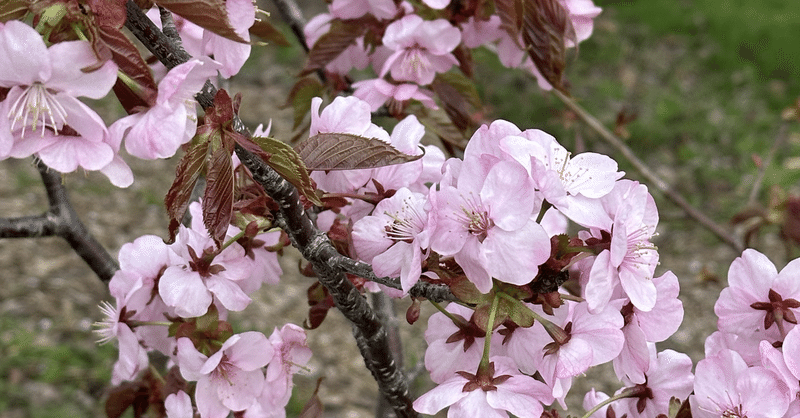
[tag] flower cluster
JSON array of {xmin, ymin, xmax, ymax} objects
[
  {"xmin": 299, "ymin": 95, "xmax": 685, "ymax": 416},
  {"xmin": 0, "ymin": 4, "xmax": 257, "ymax": 186},
  {"xmin": 95, "ymin": 201, "xmax": 311, "ymax": 417},
  {"xmin": 304, "ymin": 0, "xmax": 602, "ymax": 113}
]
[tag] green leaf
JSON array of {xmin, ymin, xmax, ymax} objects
[
  {"xmin": 285, "ymin": 77, "xmax": 324, "ymax": 129},
  {"xmin": 159, "ymin": 0, "xmax": 249, "ymax": 44},
  {"xmin": 501, "ymin": 296, "xmax": 535, "ymax": 328},
  {"xmin": 294, "ymin": 132, "xmax": 423, "ymax": 171},
  {"xmin": 250, "ymin": 136, "xmax": 323, "ymax": 206},
  {"xmin": 203, "ymin": 145, "xmax": 235, "ymax": 247}
]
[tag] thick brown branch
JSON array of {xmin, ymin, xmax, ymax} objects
[
  {"xmin": 0, "ymin": 161, "xmax": 119, "ymax": 282},
  {"xmin": 124, "ymin": 2, "xmax": 422, "ymax": 414}
]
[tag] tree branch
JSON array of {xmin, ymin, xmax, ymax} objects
[
  {"xmin": 124, "ymin": 2, "xmax": 421, "ymax": 415},
  {"xmin": 552, "ymin": 89, "xmax": 745, "ymax": 253},
  {"xmin": 0, "ymin": 160, "xmax": 119, "ymax": 282}
]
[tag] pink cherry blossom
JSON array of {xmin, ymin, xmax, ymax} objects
[
  {"xmin": 691, "ymin": 348, "xmax": 791, "ymax": 418},
  {"xmin": 177, "ymin": 332, "xmax": 273, "ymax": 418},
  {"xmin": 352, "ymin": 78, "xmax": 437, "ymax": 112},
  {"xmin": 0, "ymin": 21, "xmax": 119, "ymax": 176},
  {"xmin": 582, "ymin": 180, "xmax": 659, "ymax": 312},
  {"xmin": 423, "ymin": 303, "xmax": 503, "ymax": 383},
  {"xmin": 94, "ymin": 284, "xmax": 149, "ymax": 385},
  {"xmin": 504, "ymin": 301, "xmax": 623, "ymax": 406},
  {"xmin": 159, "ymin": 226, "xmax": 252, "ymax": 318},
  {"xmin": 246, "ymin": 324, "xmax": 312, "ymax": 417},
  {"xmin": 110, "ymin": 57, "xmax": 222, "ymax": 160},
  {"xmin": 613, "ymin": 270, "xmax": 684, "ymax": 383},
  {"xmin": 329, "ymin": 0, "xmax": 398, "ymax": 20},
  {"xmin": 380, "ymin": 15, "xmax": 461, "ymax": 85},
  {"xmin": 715, "ymin": 249, "xmax": 800, "ymax": 340},
  {"xmin": 413, "ymin": 356, "xmax": 554, "ymax": 418},
  {"xmin": 202, "ymin": 0, "xmax": 255, "ymax": 78},
  {"xmin": 615, "ymin": 347, "xmax": 694, "ymax": 417},
  {"xmin": 352, "ymin": 187, "xmax": 430, "ymax": 292},
  {"xmin": 428, "ymin": 159, "xmax": 549, "ymax": 292},
  {"xmin": 165, "ymin": 391, "xmax": 194, "ymax": 418}
]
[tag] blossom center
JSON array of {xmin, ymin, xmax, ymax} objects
[
  {"xmin": 383, "ymin": 198, "xmax": 426, "ymax": 243},
  {"xmin": 7, "ymin": 82, "xmax": 67, "ymax": 137}
]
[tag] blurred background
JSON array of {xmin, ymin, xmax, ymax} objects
[{"xmin": 1, "ymin": 0, "xmax": 799, "ymax": 416}]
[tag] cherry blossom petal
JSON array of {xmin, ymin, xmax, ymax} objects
[
  {"xmin": 46, "ymin": 41, "xmax": 118, "ymax": 98},
  {"xmin": 0, "ymin": 21, "xmax": 50, "ymax": 85},
  {"xmin": 159, "ymin": 267, "xmax": 212, "ymax": 318},
  {"xmin": 177, "ymin": 337, "xmax": 208, "ymax": 381},
  {"xmin": 205, "ymin": 275, "xmax": 252, "ymax": 312}
]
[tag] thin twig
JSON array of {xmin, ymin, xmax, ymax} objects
[
  {"xmin": 747, "ymin": 122, "xmax": 788, "ymax": 206},
  {"xmin": 270, "ymin": 0, "xmax": 310, "ymax": 52},
  {"xmin": 552, "ymin": 89, "xmax": 745, "ymax": 253},
  {"xmin": 0, "ymin": 161, "xmax": 119, "ymax": 282}
]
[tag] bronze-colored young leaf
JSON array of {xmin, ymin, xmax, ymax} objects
[
  {"xmin": 294, "ymin": 132, "xmax": 423, "ymax": 171},
  {"xmin": 203, "ymin": 146, "xmax": 235, "ymax": 247},
  {"xmin": 431, "ymin": 73, "xmax": 481, "ymax": 132},
  {"xmin": 0, "ymin": 0, "xmax": 28, "ymax": 22},
  {"xmin": 250, "ymin": 136, "xmax": 323, "ymax": 206},
  {"xmin": 495, "ymin": 0, "xmax": 523, "ymax": 37},
  {"xmin": 301, "ymin": 19, "xmax": 367, "ymax": 75},
  {"xmin": 159, "ymin": 0, "xmax": 248, "ymax": 44},
  {"xmin": 165, "ymin": 139, "xmax": 210, "ymax": 240},
  {"xmin": 520, "ymin": 0, "xmax": 576, "ymax": 93},
  {"xmin": 250, "ymin": 17, "xmax": 291, "ymax": 46}
]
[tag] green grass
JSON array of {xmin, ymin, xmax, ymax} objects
[{"xmin": 0, "ymin": 317, "xmax": 116, "ymax": 418}]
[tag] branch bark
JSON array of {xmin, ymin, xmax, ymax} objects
[
  {"xmin": 0, "ymin": 160, "xmax": 119, "ymax": 282},
  {"xmin": 124, "ymin": 2, "xmax": 429, "ymax": 415}
]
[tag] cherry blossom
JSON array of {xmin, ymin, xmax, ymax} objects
[
  {"xmin": 247, "ymin": 324, "xmax": 312, "ymax": 417},
  {"xmin": 715, "ymin": 248, "xmax": 800, "ymax": 340},
  {"xmin": 159, "ymin": 226, "xmax": 252, "ymax": 318},
  {"xmin": 110, "ymin": 57, "xmax": 222, "ymax": 160},
  {"xmin": 165, "ymin": 391, "xmax": 194, "ymax": 418},
  {"xmin": 613, "ymin": 270, "xmax": 683, "ymax": 383},
  {"xmin": 428, "ymin": 159, "xmax": 550, "ymax": 292},
  {"xmin": 0, "ymin": 21, "xmax": 119, "ymax": 177},
  {"xmin": 691, "ymin": 348, "xmax": 791, "ymax": 418},
  {"xmin": 413, "ymin": 356, "xmax": 554, "ymax": 418},
  {"xmin": 177, "ymin": 332, "xmax": 273, "ymax": 418},
  {"xmin": 380, "ymin": 15, "xmax": 461, "ymax": 85},
  {"xmin": 352, "ymin": 187, "xmax": 430, "ymax": 292},
  {"xmin": 504, "ymin": 301, "xmax": 623, "ymax": 406},
  {"xmin": 352, "ymin": 78, "xmax": 437, "ymax": 112},
  {"xmin": 615, "ymin": 347, "xmax": 694, "ymax": 417}
]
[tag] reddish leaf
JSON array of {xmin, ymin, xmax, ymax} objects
[
  {"xmin": 301, "ymin": 19, "xmax": 367, "ymax": 75},
  {"xmin": 205, "ymin": 89, "xmax": 236, "ymax": 127},
  {"xmin": 100, "ymin": 26, "xmax": 158, "ymax": 108},
  {"xmin": 165, "ymin": 139, "xmax": 210, "ymax": 241},
  {"xmin": 520, "ymin": 0, "xmax": 575, "ymax": 93},
  {"xmin": 159, "ymin": 0, "xmax": 249, "ymax": 43},
  {"xmin": 299, "ymin": 378, "xmax": 325, "ymax": 418},
  {"xmin": 250, "ymin": 136, "xmax": 323, "ymax": 206},
  {"xmin": 285, "ymin": 76, "xmax": 324, "ymax": 129},
  {"xmin": 249, "ymin": 17, "xmax": 291, "ymax": 46},
  {"xmin": 203, "ymin": 145, "xmax": 235, "ymax": 246},
  {"xmin": 495, "ymin": 0, "xmax": 523, "ymax": 36},
  {"xmin": 431, "ymin": 73, "xmax": 481, "ymax": 132},
  {"xmin": 294, "ymin": 132, "xmax": 423, "ymax": 171}
]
